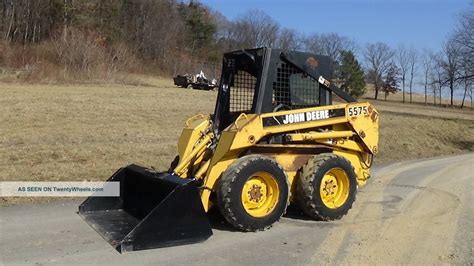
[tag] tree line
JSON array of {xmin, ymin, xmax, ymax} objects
[{"xmin": 0, "ymin": 0, "xmax": 472, "ymax": 107}]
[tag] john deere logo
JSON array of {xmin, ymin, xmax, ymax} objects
[
  {"xmin": 306, "ymin": 57, "xmax": 318, "ymax": 69},
  {"xmin": 282, "ymin": 110, "xmax": 329, "ymax": 124}
]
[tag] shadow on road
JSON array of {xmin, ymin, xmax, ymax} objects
[{"xmin": 206, "ymin": 204, "xmax": 323, "ymax": 233}]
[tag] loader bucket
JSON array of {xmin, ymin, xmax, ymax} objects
[{"xmin": 78, "ymin": 164, "xmax": 212, "ymax": 252}]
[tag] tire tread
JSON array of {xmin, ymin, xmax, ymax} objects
[
  {"xmin": 296, "ymin": 153, "xmax": 356, "ymax": 221},
  {"xmin": 217, "ymin": 155, "xmax": 289, "ymax": 232}
]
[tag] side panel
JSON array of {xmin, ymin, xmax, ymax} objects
[
  {"xmin": 346, "ymin": 102, "xmax": 380, "ymax": 154},
  {"xmin": 175, "ymin": 114, "xmax": 211, "ymax": 178},
  {"xmin": 177, "ymin": 114, "xmax": 210, "ymax": 158}
]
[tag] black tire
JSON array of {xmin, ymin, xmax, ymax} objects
[
  {"xmin": 216, "ymin": 155, "xmax": 289, "ymax": 231},
  {"xmin": 296, "ymin": 153, "xmax": 357, "ymax": 220}
]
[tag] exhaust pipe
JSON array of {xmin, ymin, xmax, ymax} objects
[{"xmin": 78, "ymin": 164, "xmax": 212, "ymax": 252}]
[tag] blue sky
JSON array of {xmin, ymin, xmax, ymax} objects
[{"xmin": 201, "ymin": 0, "xmax": 471, "ymax": 52}]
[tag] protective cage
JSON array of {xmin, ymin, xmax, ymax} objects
[
  {"xmin": 78, "ymin": 164, "xmax": 212, "ymax": 252},
  {"xmin": 213, "ymin": 48, "xmax": 334, "ymax": 130}
]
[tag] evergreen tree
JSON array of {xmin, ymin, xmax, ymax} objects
[
  {"xmin": 178, "ymin": 2, "xmax": 217, "ymax": 53},
  {"xmin": 382, "ymin": 63, "xmax": 400, "ymax": 100},
  {"xmin": 338, "ymin": 50, "xmax": 367, "ymax": 98}
]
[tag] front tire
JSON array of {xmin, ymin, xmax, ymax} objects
[
  {"xmin": 296, "ymin": 153, "xmax": 357, "ymax": 220},
  {"xmin": 216, "ymin": 155, "xmax": 289, "ymax": 231}
]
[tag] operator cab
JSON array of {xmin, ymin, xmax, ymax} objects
[{"xmin": 213, "ymin": 48, "xmax": 334, "ymax": 131}]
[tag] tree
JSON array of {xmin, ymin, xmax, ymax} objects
[
  {"xmin": 407, "ymin": 47, "xmax": 418, "ymax": 103},
  {"xmin": 451, "ymin": 2, "xmax": 474, "ymax": 108},
  {"xmin": 363, "ymin": 42, "xmax": 394, "ymax": 100},
  {"xmin": 381, "ymin": 62, "xmax": 400, "ymax": 100},
  {"xmin": 0, "ymin": 0, "xmax": 62, "ymax": 44},
  {"xmin": 276, "ymin": 28, "xmax": 303, "ymax": 51},
  {"xmin": 232, "ymin": 9, "xmax": 279, "ymax": 48},
  {"xmin": 451, "ymin": 2, "xmax": 474, "ymax": 83},
  {"xmin": 304, "ymin": 32, "xmax": 356, "ymax": 68},
  {"xmin": 396, "ymin": 45, "xmax": 409, "ymax": 103},
  {"xmin": 420, "ymin": 49, "xmax": 434, "ymax": 106},
  {"xmin": 460, "ymin": 69, "xmax": 473, "ymax": 108},
  {"xmin": 338, "ymin": 50, "xmax": 366, "ymax": 98},
  {"xmin": 178, "ymin": 2, "xmax": 217, "ymax": 53},
  {"xmin": 440, "ymin": 40, "xmax": 461, "ymax": 107},
  {"xmin": 212, "ymin": 10, "xmax": 240, "ymax": 52},
  {"xmin": 430, "ymin": 52, "xmax": 445, "ymax": 106}
]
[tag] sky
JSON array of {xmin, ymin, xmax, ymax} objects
[
  {"xmin": 200, "ymin": 0, "xmax": 471, "ymax": 97},
  {"xmin": 201, "ymin": 0, "xmax": 471, "ymax": 52}
]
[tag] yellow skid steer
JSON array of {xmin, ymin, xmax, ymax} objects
[{"xmin": 79, "ymin": 48, "xmax": 379, "ymax": 252}]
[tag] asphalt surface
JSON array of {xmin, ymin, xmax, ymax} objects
[{"xmin": 1, "ymin": 153, "xmax": 473, "ymax": 265}]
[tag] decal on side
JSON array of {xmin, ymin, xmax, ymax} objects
[
  {"xmin": 262, "ymin": 108, "xmax": 345, "ymax": 127},
  {"xmin": 348, "ymin": 106, "xmax": 368, "ymax": 117}
]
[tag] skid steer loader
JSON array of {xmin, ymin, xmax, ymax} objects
[{"xmin": 79, "ymin": 47, "xmax": 379, "ymax": 252}]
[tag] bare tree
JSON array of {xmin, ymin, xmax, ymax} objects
[
  {"xmin": 213, "ymin": 10, "xmax": 238, "ymax": 51},
  {"xmin": 123, "ymin": 0, "xmax": 187, "ymax": 68},
  {"xmin": 304, "ymin": 32, "xmax": 357, "ymax": 65},
  {"xmin": 440, "ymin": 40, "xmax": 461, "ymax": 107},
  {"xmin": 451, "ymin": 2, "xmax": 474, "ymax": 83},
  {"xmin": 1, "ymin": 0, "xmax": 56, "ymax": 44},
  {"xmin": 459, "ymin": 59, "xmax": 473, "ymax": 108},
  {"xmin": 363, "ymin": 42, "xmax": 394, "ymax": 100},
  {"xmin": 430, "ymin": 52, "xmax": 445, "ymax": 106},
  {"xmin": 407, "ymin": 47, "xmax": 417, "ymax": 103},
  {"xmin": 233, "ymin": 9, "xmax": 279, "ymax": 48},
  {"xmin": 213, "ymin": 10, "xmax": 254, "ymax": 53},
  {"xmin": 420, "ymin": 49, "xmax": 433, "ymax": 105},
  {"xmin": 396, "ymin": 45, "xmax": 410, "ymax": 103},
  {"xmin": 277, "ymin": 28, "xmax": 303, "ymax": 51},
  {"xmin": 454, "ymin": 4, "xmax": 473, "ymax": 109},
  {"xmin": 470, "ymin": 86, "xmax": 473, "ymax": 109}
]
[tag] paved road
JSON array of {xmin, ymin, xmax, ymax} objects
[{"xmin": 1, "ymin": 154, "xmax": 473, "ymax": 265}]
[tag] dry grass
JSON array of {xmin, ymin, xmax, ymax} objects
[
  {"xmin": 363, "ymin": 84, "xmax": 473, "ymax": 110},
  {"xmin": 0, "ymin": 80, "xmax": 215, "ymax": 190},
  {"xmin": 1, "ymin": 78, "xmax": 473, "ymax": 204},
  {"xmin": 377, "ymin": 111, "xmax": 473, "ymax": 164},
  {"xmin": 367, "ymin": 99, "xmax": 474, "ymax": 121}
]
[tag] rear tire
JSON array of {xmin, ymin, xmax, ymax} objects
[
  {"xmin": 296, "ymin": 153, "xmax": 357, "ymax": 220},
  {"xmin": 216, "ymin": 155, "xmax": 289, "ymax": 231}
]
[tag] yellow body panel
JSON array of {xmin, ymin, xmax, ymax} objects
[
  {"xmin": 177, "ymin": 113, "xmax": 210, "ymax": 157},
  {"xmin": 346, "ymin": 102, "xmax": 380, "ymax": 154},
  {"xmin": 176, "ymin": 114, "xmax": 211, "ymax": 178},
  {"xmin": 172, "ymin": 102, "xmax": 379, "ymax": 212}
]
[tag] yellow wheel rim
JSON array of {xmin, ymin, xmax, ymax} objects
[
  {"xmin": 319, "ymin": 168, "xmax": 350, "ymax": 209},
  {"xmin": 241, "ymin": 172, "xmax": 280, "ymax": 218}
]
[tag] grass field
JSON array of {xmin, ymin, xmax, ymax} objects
[
  {"xmin": 1, "ymin": 79, "xmax": 473, "ymax": 204},
  {"xmin": 363, "ymin": 84, "xmax": 473, "ymax": 110}
]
